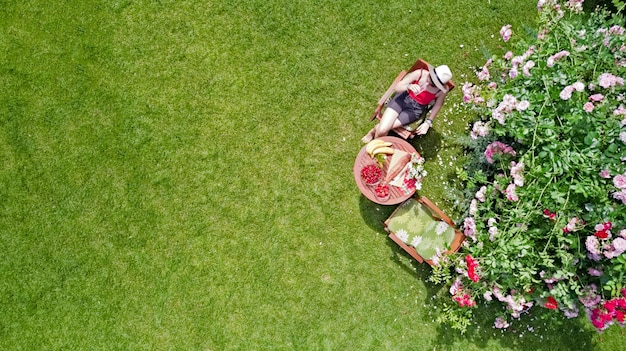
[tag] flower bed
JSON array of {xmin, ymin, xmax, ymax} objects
[{"xmin": 432, "ymin": 0, "xmax": 626, "ymax": 333}]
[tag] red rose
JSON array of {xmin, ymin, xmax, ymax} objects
[
  {"xmin": 595, "ymin": 230, "xmax": 609, "ymax": 239},
  {"xmin": 591, "ymin": 319, "xmax": 605, "ymax": 329},
  {"xmin": 545, "ymin": 296, "xmax": 558, "ymax": 310},
  {"xmin": 604, "ymin": 300, "xmax": 617, "ymax": 312},
  {"xmin": 615, "ymin": 310, "xmax": 625, "ymax": 323}
]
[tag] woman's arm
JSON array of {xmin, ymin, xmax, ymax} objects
[
  {"xmin": 394, "ymin": 69, "xmax": 427, "ymax": 93},
  {"xmin": 427, "ymin": 92, "xmax": 448, "ymax": 121},
  {"xmin": 415, "ymin": 92, "xmax": 448, "ymax": 135}
]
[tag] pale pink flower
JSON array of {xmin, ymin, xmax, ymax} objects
[
  {"xmin": 488, "ymin": 226, "xmax": 498, "ymax": 241},
  {"xmin": 598, "ymin": 73, "xmax": 625, "ymax": 88},
  {"xmin": 614, "ymin": 174, "xmax": 626, "ymax": 189},
  {"xmin": 516, "ymin": 100, "xmax": 530, "ymax": 111},
  {"xmin": 477, "ymin": 67, "xmax": 490, "ymax": 81},
  {"xmin": 600, "ymin": 169, "xmax": 611, "ymax": 178},
  {"xmin": 504, "ymin": 51, "xmax": 513, "ymax": 60},
  {"xmin": 614, "ymin": 190, "xmax": 626, "ymax": 204},
  {"xmin": 500, "ymin": 94, "xmax": 517, "ymax": 112},
  {"xmin": 562, "ymin": 306, "xmax": 579, "ymax": 319},
  {"xmin": 488, "ymin": 81, "xmax": 497, "ymax": 89},
  {"xmin": 537, "ymin": 0, "xmax": 548, "ymax": 11},
  {"xmin": 579, "ymin": 284, "xmax": 602, "ymax": 308},
  {"xmin": 510, "ymin": 161, "xmax": 525, "ymax": 186},
  {"xmin": 469, "ymin": 199, "xmax": 478, "ymax": 215},
  {"xmin": 494, "ymin": 317, "xmax": 510, "ymax": 329},
  {"xmin": 475, "ymin": 186, "xmax": 487, "ymax": 202},
  {"xmin": 492, "ymin": 109, "xmax": 505, "ymax": 125},
  {"xmin": 522, "ymin": 60, "xmax": 535, "ymax": 77},
  {"xmin": 470, "ymin": 121, "xmax": 489, "ymax": 139},
  {"xmin": 588, "ymin": 267, "xmax": 604, "ymax": 276},
  {"xmin": 511, "ymin": 56, "xmax": 524, "ymax": 68},
  {"xmin": 586, "ymin": 236, "xmax": 602, "ymax": 260},
  {"xmin": 547, "ymin": 50, "xmax": 570, "ymax": 67},
  {"xmin": 565, "ymin": 217, "xmax": 581, "ymax": 232},
  {"xmin": 450, "ymin": 277, "xmax": 463, "ymax": 295},
  {"xmin": 613, "ymin": 237, "xmax": 626, "ymax": 255},
  {"xmin": 609, "ymin": 25, "xmax": 625, "ymax": 35},
  {"xmin": 509, "ymin": 67, "xmax": 518, "ymax": 79},
  {"xmin": 500, "ymin": 25, "xmax": 512, "ymax": 42},
  {"xmin": 463, "ymin": 217, "xmax": 477, "ymax": 241},
  {"xmin": 589, "ymin": 94, "xmax": 604, "ymax": 102},
  {"xmin": 565, "ymin": 0, "xmax": 583, "ymax": 12},
  {"xmin": 537, "ymin": 28, "xmax": 548, "ymax": 40},
  {"xmin": 584, "ymin": 102, "xmax": 594, "ymax": 112},
  {"xmin": 614, "ymin": 106, "xmax": 626, "ymax": 117},
  {"xmin": 560, "ymin": 86, "xmax": 574, "ymax": 100},
  {"xmin": 506, "ymin": 183, "xmax": 518, "ymax": 202},
  {"xmin": 485, "ymin": 141, "xmax": 516, "ymax": 163},
  {"xmin": 620, "ymin": 132, "xmax": 626, "ymax": 144},
  {"xmin": 461, "ymin": 82, "xmax": 477, "ymax": 103},
  {"xmin": 572, "ymin": 81, "xmax": 585, "ymax": 92}
]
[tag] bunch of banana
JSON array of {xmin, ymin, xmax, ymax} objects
[{"xmin": 366, "ymin": 139, "xmax": 394, "ymax": 157}]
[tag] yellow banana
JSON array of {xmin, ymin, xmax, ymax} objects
[
  {"xmin": 366, "ymin": 139, "xmax": 385, "ymax": 155},
  {"xmin": 366, "ymin": 139, "xmax": 392, "ymax": 156},
  {"xmin": 372, "ymin": 146, "xmax": 395, "ymax": 157}
]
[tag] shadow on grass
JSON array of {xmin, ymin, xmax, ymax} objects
[
  {"xmin": 405, "ymin": 127, "xmax": 444, "ymax": 161},
  {"xmin": 357, "ymin": 194, "xmax": 396, "ymax": 232}
]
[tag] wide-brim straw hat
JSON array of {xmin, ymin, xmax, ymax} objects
[{"xmin": 428, "ymin": 64, "xmax": 452, "ymax": 93}]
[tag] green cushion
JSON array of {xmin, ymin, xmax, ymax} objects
[
  {"xmin": 387, "ymin": 198, "xmax": 456, "ymax": 260},
  {"xmin": 403, "ymin": 118, "xmax": 424, "ymax": 132}
]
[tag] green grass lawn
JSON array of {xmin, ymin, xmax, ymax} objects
[{"xmin": 1, "ymin": 0, "xmax": 624, "ymax": 349}]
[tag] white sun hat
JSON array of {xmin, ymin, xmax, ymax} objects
[{"xmin": 428, "ymin": 64, "xmax": 452, "ymax": 93}]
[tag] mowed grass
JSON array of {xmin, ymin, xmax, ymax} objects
[{"xmin": 1, "ymin": 0, "xmax": 624, "ymax": 349}]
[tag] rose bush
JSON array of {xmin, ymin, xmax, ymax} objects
[{"xmin": 433, "ymin": 0, "xmax": 626, "ymax": 333}]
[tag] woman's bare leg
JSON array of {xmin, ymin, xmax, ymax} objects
[
  {"xmin": 375, "ymin": 108, "xmax": 403, "ymax": 138},
  {"xmin": 362, "ymin": 108, "xmax": 404, "ymax": 142}
]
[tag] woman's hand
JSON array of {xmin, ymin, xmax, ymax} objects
[
  {"xmin": 407, "ymin": 84, "xmax": 422, "ymax": 94},
  {"xmin": 415, "ymin": 120, "xmax": 431, "ymax": 135}
]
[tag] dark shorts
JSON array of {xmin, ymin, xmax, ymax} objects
[{"xmin": 387, "ymin": 91, "xmax": 427, "ymax": 125}]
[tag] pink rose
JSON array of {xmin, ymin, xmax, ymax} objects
[
  {"xmin": 584, "ymin": 102, "xmax": 594, "ymax": 112},
  {"xmin": 600, "ymin": 169, "xmax": 611, "ymax": 178},
  {"xmin": 500, "ymin": 25, "xmax": 512, "ymax": 42},
  {"xmin": 522, "ymin": 61, "xmax": 535, "ymax": 77},
  {"xmin": 614, "ymin": 174, "xmax": 626, "ymax": 189},
  {"xmin": 506, "ymin": 183, "xmax": 519, "ymax": 202},
  {"xmin": 517, "ymin": 100, "xmax": 530, "ymax": 111},
  {"xmin": 560, "ymin": 86, "xmax": 574, "ymax": 100},
  {"xmin": 614, "ymin": 190, "xmax": 626, "ymax": 204},
  {"xmin": 589, "ymin": 93, "xmax": 604, "ymax": 102},
  {"xmin": 572, "ymin": 81, "xmax": 585, "ymax": 92}
]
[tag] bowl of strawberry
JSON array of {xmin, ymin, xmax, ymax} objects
[
  {"xmin": 374, "ymin": 183, "xmax": 390, "ymax": 201},
  {"xmin": 360, "ymin": 164, "xmax": 382, "ymax": 186}
]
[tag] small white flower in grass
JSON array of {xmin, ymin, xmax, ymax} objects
[{"xmin": 396, "ymin": 229, "xmax": 409, "ymax": 243}]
